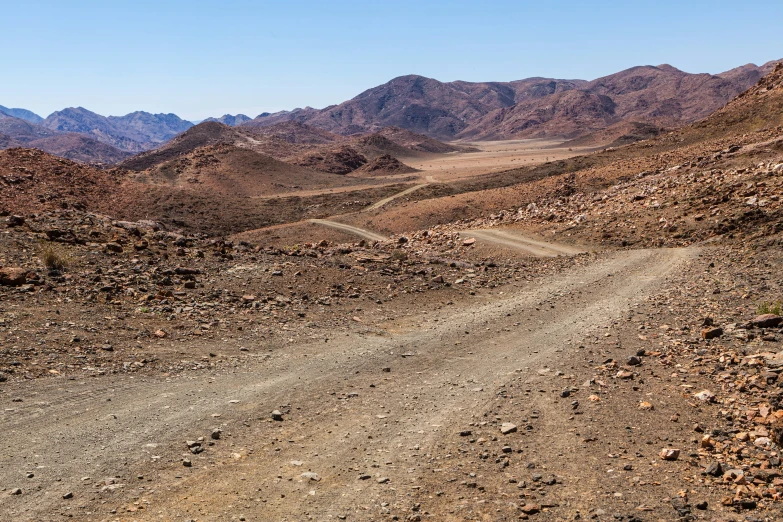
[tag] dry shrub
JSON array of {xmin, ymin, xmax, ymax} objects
[{"xmin": 39, "ymin": 242, "xmax": 71, "ymax": 270}]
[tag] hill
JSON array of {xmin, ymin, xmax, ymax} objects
[
  {"xmin": 131, "ymin": 142, "xmax": 371, "ymax": 196},
  {"xmin": 0, "ymin": 148, "xmax": 122, "ymax": 214},
  {"xmin": 118, "ymin": 121, "xmax": 248, "ymax": 171}
]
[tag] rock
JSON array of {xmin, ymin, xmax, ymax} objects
[
  {"xmin": 459, "ymin": 430, "xmax": 472, "ymax": 437},
  {"xmin": 431, "ymin": 275, "xmax": 444, "ymax": 284},
  {"xmin": 705, "ymin": 461, "xmax": 723, "ymax": 477},
  {"xmin": 701, "ymin": 327, "xmax": 723, "ymax": 339},
  {"xmin": 462, "ymin": 238, "xmax": 476, "ymax": 246},
  {"xmin": 500, "ymin": 423, "xmax": 518, "ymax": 435},
  {"xmin": 104, "ymin": 242, "xmax": 123, "ymax": 253},
  {"xmin": 9, "ymin": 488, "xmax": 21, "ymax": 495},
  {"xmin": 752, "ymin": 314, "xmax": 783, "ymax": 328},
  {"xmin": 62, "ymin": 492, "xmax": 73, "ymax": 499},
  {"xmin": 154, "ymin": 329, "xmax": 167, "ymax": 338},
  {"xmin": 626, "ymin": 355, "xmax": 642, "ymax": 366},
  {"xmin": 694, "ymin": 390, "xmax": 715, "ymax": 402},
  {"xmin": 520, "ymin": 503, "xmax": 540, "ymax": 514},
  {"xmin": 182, "ymin": 459, "xmax": 192, "ymax": 467},
  {"xmin": 301, "ymin": 472, "xmax": 321, "ymax": 482},
  {"xmin": 560, "ymin": 389, "xmax": 571, "ymax": 398},
  {"xmin": 616, "ymin": 370, "xmax": 634, "ymax": 379},
  {"xmin": 211, "ymin": 429, "xmax": 222, "ymax": 440},
  {"xmin": 0, "ymin": 267, "xmax": 28, "ymax": 286},
  {"xmin": 376, "ymin": 477, "xmax": 390, "ymax": 484},
  {"xmin": 671, "ymin": 497, "xmax": 691, "ymax": 517},
  {"xmin": 271, "ymin": 410, "xmax": 284, "ymax": 421},
  {"xmin": 659, "ymin": 448, "xmax": 680, "ymax": 461},
  {"xmin": 382, "ymin": 367, "xmax": 391, "ymax": 373},
  {"xmin": 6, "ymin": 215, "xmax": 24, "ymax": 227},
  {"xmin": 694, "ymin": 500, "xmax": 708, "ymax": 510},
  {"xmin": 397, "ymin": 237, "xmax": 408, "ymax": 244}
]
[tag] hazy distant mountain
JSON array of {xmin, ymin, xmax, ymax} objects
[
  {"xmin": 0, "ymin": 112, "xmax": 129, "ymax": 164},
  {"xmin": 41, "ymin": 108, "xmax": 192, "ymax": 152},
  {"xmin": 204, "ymin": 114, "xmax": 252, "ymax": 126},
  {"xmin": 0, "ymin": 105, "xmax": 43, "ymax": 124}
]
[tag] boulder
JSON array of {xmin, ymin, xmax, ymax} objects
[
  {"xmin": 0, "ymin": 267, "xmax": 28, "ymax": 286},
  {"xmin": 752, "ymin": 314, "xmax": 783, "ymax": 328}
]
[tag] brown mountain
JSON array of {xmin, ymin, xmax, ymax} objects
[
  {"xmin": 243, "ymin": 120, "xmax": 343, "ymax": 145},
  {"xmin": 458, "ymin": 62, "xmax": 780, "ymax": 140},
  {"xmin": 241, "ymin": 61, "xmax": 779, "ymax": 142},
  {"xmin": 671, "ymin": 61, "xmax": 783, "ymax": 145},
  {"xmin": 244, "ymin": 76, "xmax": 584, "ymax": 139}
]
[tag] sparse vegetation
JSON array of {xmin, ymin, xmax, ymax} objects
[
  {"xmin": 758, "ymin": 300, "xmax": 783, "ymax": 316},
  {"xmin": 391, "ymin": 249, "xmax": 408, "ymax": 262},
  {"xmin": 39, "ymin": 241, "xmax": 71, "ymax": 270}
]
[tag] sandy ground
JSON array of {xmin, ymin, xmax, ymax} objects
[{"xmin": 405, "ymin": 140, "xmax": 594, "ymax": 181}]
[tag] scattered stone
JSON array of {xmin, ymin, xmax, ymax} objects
[
  {"xmin": 659, "ymin": 448, "xmax": 680, "ymax": 461},
  {"xmin": 701, "ymin": 327, "xmax": 723, "ymax": 339},
  {"xmin": 752, "ymin": 314, "xmax": 783, "ymax": 328},
  {"xmin": 6, "ymin": 215, "xmax": 24, "ymax": 227},
  {"xmin": 0, "ymin": 267, "xmax": 28, "ymax": 286},
  {"xmin": 500, "ymin": 423, "xmax": 518, "ymax": 435}
]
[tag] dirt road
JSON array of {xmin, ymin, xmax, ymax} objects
[
  {"xmin": 465, "ymin": 229, "xmax": 586, "ymax": 257},
  {"xmin": 0, "ymin": 247, "xmax": 694, "ymax": 521},
  {"xmin": 307, "ymin": 219, "xmax": 388, "ymax": 242},
  {"xmin": 365, "ymin": 183, "xmax": 430, "ymax": 212}
]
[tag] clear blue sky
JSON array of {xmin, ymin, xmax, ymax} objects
[{"xmin": 2, "ymin": 0, "xmax": 781, "ymax": 121}]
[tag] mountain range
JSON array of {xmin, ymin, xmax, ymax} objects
[{"xmin": 0, "ymin": 59, "xmax": 779, "ymax": 164}]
